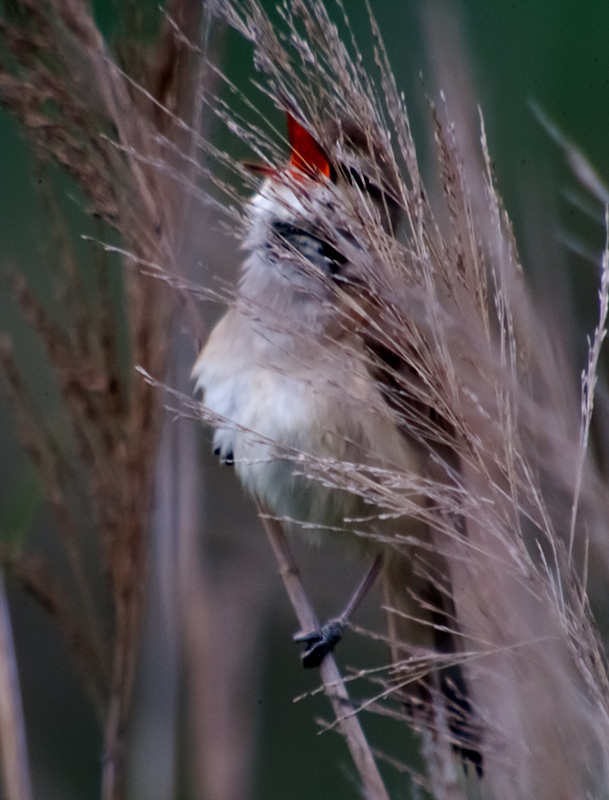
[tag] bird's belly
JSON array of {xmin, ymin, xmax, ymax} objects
[
  {"xmin": 193, "ymin": 317, "xmax": 422, "ymax": 544},
  {"xmin": 204, "ymin": 368, "xmax": 364, "ymax": 531},
  {"xmin": 198, "ymin": 367, "xmax": 419, "ymax": 546}
]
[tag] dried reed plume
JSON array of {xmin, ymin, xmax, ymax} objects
[
  {"xmin": 1, "ymin": 1, "xmax": 608, "ymax": 799},
  {"xmin": 0, "ymin": 1, "xmax": 205, "ymax": 798}
]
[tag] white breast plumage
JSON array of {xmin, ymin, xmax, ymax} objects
[{"xmin": 192, "ymin": 304, "xmax": 421, "ymax": 537}]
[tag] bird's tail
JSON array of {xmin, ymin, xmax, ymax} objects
[{"xmin": 382, "ymin": 553, "xmax": 483, "ymax": 776}]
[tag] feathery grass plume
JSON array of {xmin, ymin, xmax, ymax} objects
[
  {"xmin": 190, "ymin": 1, "xmax": 609, "ymax": 797},
  {"xmin": 0, "ymin": 2, "xmax": 208, "ymax": 798}
]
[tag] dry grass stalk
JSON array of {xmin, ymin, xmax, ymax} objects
[
  {"xmin": 0, "ymin": 568, "xmax": 32, "ymax": 800},
  {"xmin": 259, "ymin": 507, "xmax": 391, "ymax": 800}
]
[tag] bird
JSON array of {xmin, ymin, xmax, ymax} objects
[{"xmin": 192, "ymin": 108, "xmax": 483, "ymax": 775}]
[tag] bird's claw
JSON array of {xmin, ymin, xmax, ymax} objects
[{"xmin": 293, "ymin": 619, "xmax": 344, "ymax": 668}]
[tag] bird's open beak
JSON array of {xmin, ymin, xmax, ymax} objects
[
  {"xmin": 286, "ymin": 113, "xmax": 332, "ymax": 180},
  {"xmin": 241, "ymin": 113, "xmax": 333, "ymax": 183}
]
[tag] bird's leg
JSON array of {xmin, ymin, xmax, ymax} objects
[{"xmin": 294, "ymin": 554, "xmax": 383, "ymax": 668}]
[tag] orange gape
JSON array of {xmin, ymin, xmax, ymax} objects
[{"xmin": 287, "ymin": 114, "xmax": 332, "ymax": 179}]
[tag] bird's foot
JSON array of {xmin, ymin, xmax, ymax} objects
[{"xmin": 293, "ymin": 619, "xmax": 344, "ymax": 668}]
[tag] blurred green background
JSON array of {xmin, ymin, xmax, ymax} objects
[{"xmin": 1, "ymin": 1, "xmax": 609, "ymax": 798}]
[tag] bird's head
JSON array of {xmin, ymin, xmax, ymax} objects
[{"xmin": 241, "ymin": 112, "xmax": 400, "ymax": 301}]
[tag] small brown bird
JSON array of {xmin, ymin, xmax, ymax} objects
[{"xmin": 193, "ymin": 110, "xmax": 482, "ymax": 774}]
